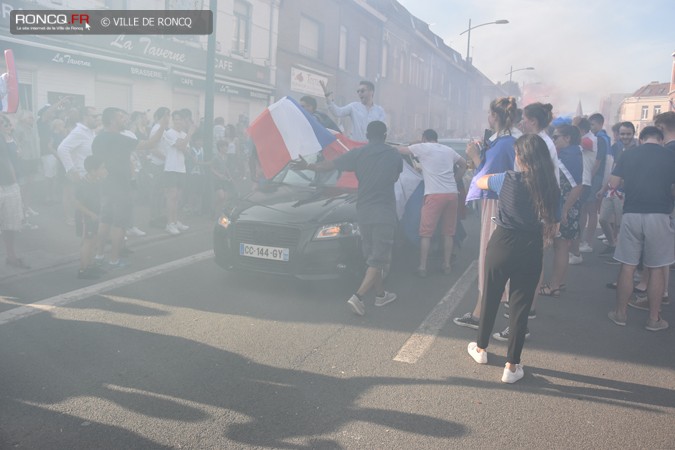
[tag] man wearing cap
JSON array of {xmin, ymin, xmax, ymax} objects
[{"xmin": 296, "ymin": 121, "xmax": 403, "ymax": 315}]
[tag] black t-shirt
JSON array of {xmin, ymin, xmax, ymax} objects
[
  {"xmin": 333, "ymin": 141, "xmax": 403, "ymax": 225},
  {"xmin": 492, "ymin": 171, "xmax": 542, "ymax": 233},
  {"xmin": 92, "ymin": 131, "xmax": 138, "ymax": 193},
  {"xmin": 612, "ymin": 143, "xmax": 675, "ymax": 214}
]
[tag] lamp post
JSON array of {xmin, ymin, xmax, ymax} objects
[
  {"xmin": 459, "ymin": 18, "xmax": 508, "ymax": 136},
  {"xmin": 460, "ymin": 19, "xmax": 509, "ymax": 66},
  {"xmin": 506, "ymin": 66, "xmax": 535, "ymax": 96}
]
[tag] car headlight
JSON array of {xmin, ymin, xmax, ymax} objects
[
  {"xmin": 217, "ymin": 214, "xmax": 231, "ymax": 229},
  {"xmin": 313, "ymin": 222, "xmax": 360, "ymax": 240}
]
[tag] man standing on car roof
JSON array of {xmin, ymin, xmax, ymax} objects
[{"xmin": 297, "ymin": 121, "xmax": 403, "ymax": 316}]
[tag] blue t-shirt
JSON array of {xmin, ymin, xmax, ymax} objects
[
  {"xmin": 558, "ymin": 145, "xmax": 583, "ymax": 187},
  {"xmin": 466, "ymin": 135, "xmax": 516, "ymax": 202}
]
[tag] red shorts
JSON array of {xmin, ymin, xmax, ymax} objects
[{"xmin": 419, "ymin": 193, "xmax": 459, "ymax": 237}]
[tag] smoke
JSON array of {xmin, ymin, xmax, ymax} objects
[{"xmin": 399, "ymin": 0, "xmax": 675, "ymax": 114}]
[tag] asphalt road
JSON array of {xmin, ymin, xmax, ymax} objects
[{"xmin": 1, "ymin": 213, "xmax": 673, "ymax": 449}]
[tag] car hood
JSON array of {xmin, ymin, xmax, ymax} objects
[{"xmin": 232, "ymin": 183, "xmax": 358, "ymax": 226}]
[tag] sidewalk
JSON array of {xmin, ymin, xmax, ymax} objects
[{"xmin": 0, "ymin": 201, "xmax": 219, "ymax": 283}]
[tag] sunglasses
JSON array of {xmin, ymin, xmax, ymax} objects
[{"xmin": 356, "ymin": 89, "xmax": 367, "ymax": 94}]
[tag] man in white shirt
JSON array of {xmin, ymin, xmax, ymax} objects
[
  {"xmin": 398, "ymin": 129, "xmax": 467, "ymax": 276},
  {"xmin": 162, "ymin": 110, "xmax": 193, "ymax": 235},
  {"xmin": 321, "ymin": 80, "xmax": 385, "ymax": 142},
  {"xmin": 57, "ymin": 106, "xmax": 98, "ymax": 180}
]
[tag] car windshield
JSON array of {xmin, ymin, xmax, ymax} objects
[{"xmin": 271, "ymin": 153, "xmax": 341, "ymax": 187}]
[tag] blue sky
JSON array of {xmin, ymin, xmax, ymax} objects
[{"xmin": 398, "ymin": 0, "xmax": 675, "ymax": 114}]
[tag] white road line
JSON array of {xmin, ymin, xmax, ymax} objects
[
  {"xmin": 0, "ymin": 251, "xmax": 213, "ymax": 326},
  {"xmin": 393, "ymin": 260, "xmax": 477, "ymax": 364}
]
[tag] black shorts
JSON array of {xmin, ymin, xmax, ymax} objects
[
  {"xmin": 100, "ymin": 192, "xmax": 133, "ymax": 229},
  {"xmin": 360, "ymin": 223, "xmax": 395, "ymax": 269},
  {"xmin": 214, "ymin": 179, "xmax": 236, "ymax": 194},
  {"xmin": 163, "ymin": 171, "xmax": 186, "ymax": 189},
  {"xmin": 75, "ymin": 211, "xmax": 98, "ymax": 238}
]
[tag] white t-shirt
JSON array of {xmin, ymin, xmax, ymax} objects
[
  {"xmin": 163, "ymin": 128, "xmax": 187, "ymax": 173},
  {"xmin": 148, "ymin": 123, "xmax": 166, "ymax": 166},
  {"xmin": 581, "ymin": 131, "xmax": 597, "ymax": 186},
  {"xmin": 408, "ymin": 142, "xmax": 463, "ymax": 195}
]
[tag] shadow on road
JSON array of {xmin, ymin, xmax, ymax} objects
[{"xmin": 1, "ymin": 316, "xmax": 467, "ymax": 448}]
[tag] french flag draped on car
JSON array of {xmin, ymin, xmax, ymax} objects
[
  {"xmin": 247, "ymin": 96, "xmax": 424, "ymax": 233},
  {"xmin": 247, "ymin": 96, "xmax": 337, "ymax": 178}
]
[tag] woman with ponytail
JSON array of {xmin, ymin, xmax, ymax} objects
[
  {"xmin": 454, "ymin": 97, "xmax": 520, "ymax": 329},
  {"xmin": 466, "ymin": 134, "xmax": 560, "ymax": 383}
]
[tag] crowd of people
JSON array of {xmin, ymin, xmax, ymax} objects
[
  {"xmin": 451, "ymin": 101, "xmax": 674, "ymax": 382},
  {"xmin": 1, "ymin": 79, "xmax": 673, "ymax": 384},
  {"xmin": 0, "ymin": 99, "xmax": 253, "ymax": 278},
  {"xmin": 311, "ymin": 80, "xmax": 674, "ymax": 383}
]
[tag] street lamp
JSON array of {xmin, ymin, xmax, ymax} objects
[
  {"xmin": 460, "ymin": 19, "xmax": 509, "ymax": 66},
  {"xmin": 506, "ymin": 66, "xmax": 535, "ymax": 96},
  {"xmin": 507, "ymin": 66, "xmax": 535, "ymax": 83}
]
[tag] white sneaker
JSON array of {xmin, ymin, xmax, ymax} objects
[
  {"xmin": 579, "ymin": 242, "xmax": 593, "ymax": 253},
  {"xmin": 165, "ymin": 223, "xmax": 180, "ymax": 235},
  {"xmin": 25, "ymin": 207, "xmax": 39, "ymax": 217},
  {"xmin": 175, "ymin": 221, "xmax": 190, "ymax": 231},
  {"xmin": 597, "ymin": 234, "xmax": 606, "ymax": 240},
  {"xmin": 347, "ymin": 295, "xmax": 365, "ymax": 316},
  {"xmin": 568, "ymin": 253, "xmax": 583, "ymax": 265},
  {"xmin": 126, "ymin": 226, "xmax": 146, "ymax": 237},
  {"xmin": 467, "ymin": 342, "xmax": 487, "ymax": 364},
  {"xmin": 374, "ymin": 291, "xmax": 397, "ymax": 307},
  {"xmin": 501, "ymin": 364, "xmax": 524, "ymax": 383}
]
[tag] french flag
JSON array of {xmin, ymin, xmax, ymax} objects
[
  {"xmin": 322, "ymin": 130, "xmax": 364, "ymax": 188},
  {"xmin": 248, "ymin": 96, "xmax": 337, "ymax": 178}
]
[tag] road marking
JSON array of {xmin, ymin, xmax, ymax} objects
[
  {"xmin": 0, "ymin": 251, "xmax": 213, "ymax": 326},
  {"xmin": 393, "ymin": 259, "xmax": 477, "ymax": 364}
]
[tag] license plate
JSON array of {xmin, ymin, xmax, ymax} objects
[{"xmin": 239, "ymin": 243, "xmax": 289, "ymax": 261}]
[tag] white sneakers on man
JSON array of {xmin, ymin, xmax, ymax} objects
[
  {"xmin": 126, "ymin": 226, "xmax": 146, "ymax": 237},
  {"xmin": 579, "ymin": 242, "xmax": 593, "ymax": 253},
  {"xmin": 165, "ymin": 223, "xmax": 180, "ymax": 235}
]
